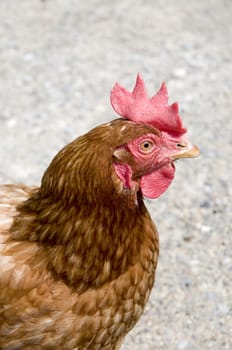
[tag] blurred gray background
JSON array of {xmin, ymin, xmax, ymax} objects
[{"xmin": 0, "ymin": 1, "xmax": 231, "ymax": 349}]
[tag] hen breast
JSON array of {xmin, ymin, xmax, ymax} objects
[{"xmin": 0, "ymin": 185, "xmax": 158, "ymax": 349}]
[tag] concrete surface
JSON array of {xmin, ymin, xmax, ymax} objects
[{"xmin": 0, "ymin": 0, "xmax": 231, "ymax": 349}]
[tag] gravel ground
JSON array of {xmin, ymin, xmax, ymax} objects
[{"xmin": 0, "ymin": 1, "xmax": 231, "ymax": 349}]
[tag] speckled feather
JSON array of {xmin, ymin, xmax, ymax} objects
[{"xmin": 0, "ymin": 120, "xmax": 159, "ymax": 349}]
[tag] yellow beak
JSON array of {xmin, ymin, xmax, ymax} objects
[{"xmin": 171, "ymin": 143, "xmax": 200, "ymax": 160}]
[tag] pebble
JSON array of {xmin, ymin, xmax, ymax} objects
[
  {"xmin": 172, "ymin": 68, "xmax": 187, "ymax": 79},
  {"xmin": 200, "ymin": 225, "xmax": 212, "ymax": 233}
]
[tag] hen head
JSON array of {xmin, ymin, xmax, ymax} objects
[
  {"xmin": 111, "ymin": 74, "xmax": 199, "ymax": 199},
  {"xmin": 40, "ymin": 75, "xmax": 199, "ymax": 207}
]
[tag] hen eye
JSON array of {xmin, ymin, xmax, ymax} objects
[{"xmin": 139, "ymin": 140, "xmax": 154, "ymax": 153}]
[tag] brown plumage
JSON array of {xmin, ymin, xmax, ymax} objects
[{"xmin": 0, "ymin": 77, "xmax": 199, "ymax": 349}]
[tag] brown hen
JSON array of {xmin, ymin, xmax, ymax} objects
[{"xmin": 0, "ymin": 75, "xmax": 199, "ymax": 349}]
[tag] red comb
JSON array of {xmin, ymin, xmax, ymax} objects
[{"xmin": 110, "ymin": 74, "xmax": 186, "ymax": 133}]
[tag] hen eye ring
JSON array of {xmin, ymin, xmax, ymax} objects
[{"xmin": 139, "ymin": 140, "xmax": 154, "ymax": 153}]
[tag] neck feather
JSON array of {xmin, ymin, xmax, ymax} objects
[{"xmin": 11, "ymin": 190, "xmax": 158, "ymax": 293}]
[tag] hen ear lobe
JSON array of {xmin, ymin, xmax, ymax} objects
[
  {"xmin": 113, "ymin": 147, "xmax": 132, "ymax": 163},
  {"xmin": 113, "ymin": 148, "xmax": 128, "ymax": 161},
  {"xmin": 112, "ymin": 163, "xmax": 140, "ymax": 209}
]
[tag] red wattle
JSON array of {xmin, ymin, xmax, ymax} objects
[{"xmin": 140, "ymin": 163, "xmax": 175, "ymax": 199}]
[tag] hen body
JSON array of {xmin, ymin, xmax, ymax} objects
[
  {"xmin": 0, "ymin": 120, "xmax": 159, "ymax": 349},
  {"xmin": 0, "ymin": 76, "xmax": 198, "ymax": 349}
]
